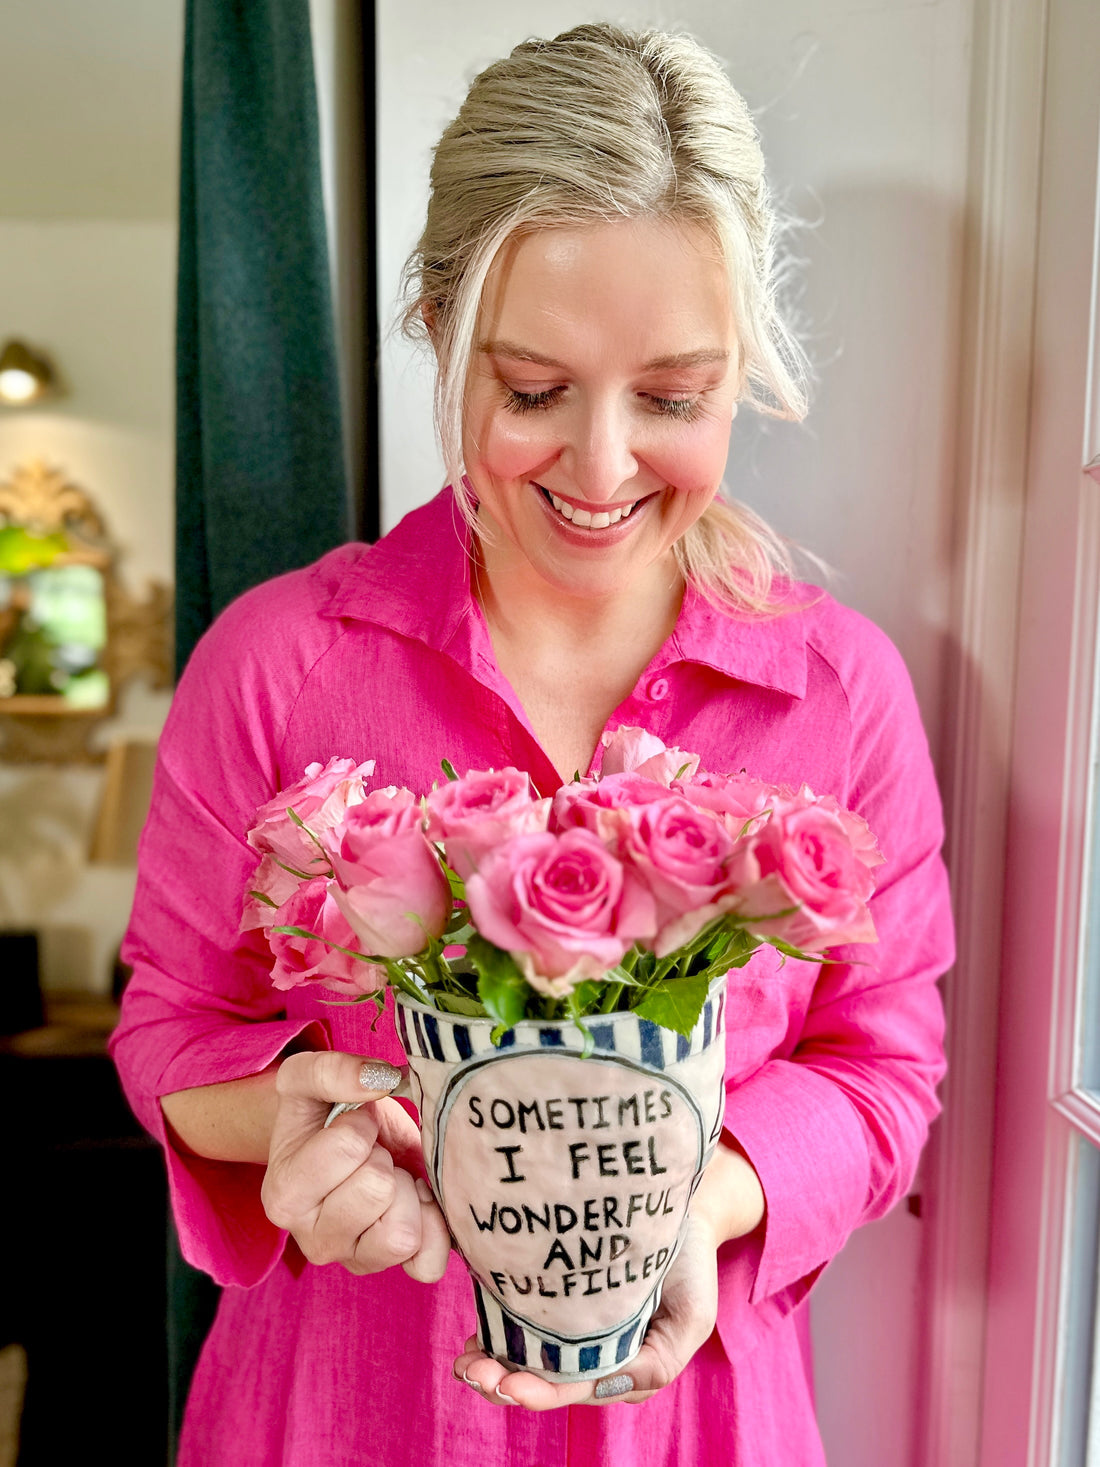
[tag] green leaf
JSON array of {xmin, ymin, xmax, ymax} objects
[
  {"xmin": 566, "ymin": 979, "xmax": 603, "ymax": 1016},
  {"xmin": 442, "ymin": 918, "xmax": 474, "ymax": 944},
  {"xmin": 767, "ymin": 937, "xmax": 827, "ymax": 963},
  {"xmin": 632, "ymin": 970, "xmax": 712, "ymax": 1038},
  {"xmin": 441, "ymin": 758, "xmax": 459, "ymax": 782},
  {"xmin": 469, "ymin": 936, "xmax": 531, "ymax": 1030},
  {"xmin": 433, "ymin": 991, "xmax": 488, "ymax": 1017},
  {"xmin": 246, "ymin": 889, "xmax": 279, "ymax": 908},
  {"xmin": 442, "ymin": 863, "xmax": 467, "ymax": 902}
]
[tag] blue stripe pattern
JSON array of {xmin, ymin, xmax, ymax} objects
[
  {"xmin": 467, "ymin": 1271, "xmax": 668, "ymax": 1382},
  {"xmin": 616, "ymin": 1321, "xmax": 640, "ymax": 1363},
  {"xmin": 424, "ymin": 1013, "xmax": 445, "ymax": 1061},
  {"xmin": 472, "ymin": 1281, "xmax": 493, "ymax": 1354},
  {"xmin": 638, "ymin": 1019, "xmax": 664, "ymax": 1069},
  {"xmin": 588, "ymin": 1023, "xmax": 615, "ymax": 1053},
  {"xmin": 502, "ymin": 1313, "xmax": 528, "ymax": 1366},
  {"xmin": 395, "ymin": 973, "xmax": 726, "ymax": 1073}
]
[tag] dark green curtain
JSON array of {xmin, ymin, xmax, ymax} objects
[
  {"xmin": 175, "ymin": 0, "xmax": 351, "ymax": 678},
  {"xmin": 170, "ymin": 0, "xmax": 352, "ymax": 1454}
]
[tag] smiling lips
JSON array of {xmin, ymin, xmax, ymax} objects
[{"xmin": 539, "ymin": 486, "xmax": 641, "ymax": 529}]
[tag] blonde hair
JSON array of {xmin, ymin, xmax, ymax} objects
[{"xmin": 400, "ymin": 23, "xmax": 808, "ymax": 614}]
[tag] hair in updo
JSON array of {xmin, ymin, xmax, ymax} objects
[{"xmin": 401, "ymin": 22, "xmax": 807, "ymax": 613}]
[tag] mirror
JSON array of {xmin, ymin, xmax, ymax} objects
[{"xmin": 0, "ymin": 459, "xmax": 171, "ymax": 761}]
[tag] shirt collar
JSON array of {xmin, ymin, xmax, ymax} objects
[{"xmin": 322, "ymin": 487, "xmax": 809, "ymax": 699}]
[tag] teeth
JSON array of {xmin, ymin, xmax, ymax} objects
[{"xmin": 547, "ymin": 491, "xmax": 637, "ymax": 528}]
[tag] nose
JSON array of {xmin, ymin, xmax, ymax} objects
[{"xmin": 560, "ymin": 398, "xmax": 639, "ymax": 503}]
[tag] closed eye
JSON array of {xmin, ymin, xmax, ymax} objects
[
  {"xmin": 646, "ymin": 395, "xmax": 704, "ymax": 422},
  {"xmin": 503, "ymin": 386, "xmax": 565, "ymax": 414}
]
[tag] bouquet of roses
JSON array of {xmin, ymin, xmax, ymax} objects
[{"xmin": 241, "ymin": 728, "xmax": 884, "ymax": 1039}]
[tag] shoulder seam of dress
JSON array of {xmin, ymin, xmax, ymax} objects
[
  {"xmin": 803, "ymin": 639, "xmax": 854, "ymax": 795},
  {"xmin": 276, "ymin": 621, "xmax": 358, "ymax": 767}
]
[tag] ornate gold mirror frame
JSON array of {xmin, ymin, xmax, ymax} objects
[{"xmin": 0, "ymin": 461, "xmax": 172, "ymax": 762}]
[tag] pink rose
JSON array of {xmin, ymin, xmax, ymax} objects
[
  {"xmin": 805, "ymin": 789, "xmax": 885, "ymax": 871},
  {"xmin": 599, "ymin": 726, "xmax": 700, "ymax": 786},
  {"xmin": 247, "ymin": 757, "xmax": 375, "ymax": 875},
  {"xmin": 672, "ymin": 770, "xmax": 784, "ymax": 839},
  {"xmin": 240, "ymin": 854, "xmax": 303, "ymax": 932},
  {"xmin": 550, "ymin": 771, "xmax": 669, "ymax": 841},
  {"xmin": 321, "ymin": 788, "xmax": 451, "ymax": 957},
  {"xmin": 618, "ymin": 796, "xmax": 740, "ymax": 955},
  {"xmin": 732, "ymin": 799, "xmax": 879, "ymax": 951},
  {"xmin": 464, "ymin": 829, "xmax": 657, "ymax": 997},
  {"xmin": 425, "ymin": 767, "xmax": 549, "ymax": 878},
  {"xmin": 267, "ymin": 876, "xmax": 386, "ymax": 995}
]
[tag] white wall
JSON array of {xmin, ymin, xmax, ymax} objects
[
  {"xmin": 377, "ymin": 5, "xmax": 974, "ymax": 1464},
  {"xmin": 0, "ymin": 0, "xmax": 181, "ymax": 995}
]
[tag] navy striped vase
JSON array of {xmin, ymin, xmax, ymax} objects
[{"xmin": 395, "ymin": 976, "xmax": 727, "ymax": 1383}]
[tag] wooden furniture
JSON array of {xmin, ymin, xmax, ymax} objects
[{"xmin": 0, "ymin": 994, "xmax": 168, "ymax": 1465}]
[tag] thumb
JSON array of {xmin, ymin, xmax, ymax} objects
[{"xmin": 275, "ymin": 1051, "xmax": 403, "ymax": 1134}]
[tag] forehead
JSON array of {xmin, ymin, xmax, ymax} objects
[{"xmin": 477, "ymin": 216, "xmax": 735, "ymax": 359}]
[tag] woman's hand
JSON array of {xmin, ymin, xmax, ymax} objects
[
  {"xmin": 453, "ymin": 1138, "xmax": 764, "ymax": 1407},
  {"xmin": 261, "ymin": 1051, "xmax": 451, "ymax": 1282}
]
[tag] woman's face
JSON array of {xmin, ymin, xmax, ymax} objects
[{"xmin": 462, "ymin": 216, "xmax": 740, "ymax": 608}]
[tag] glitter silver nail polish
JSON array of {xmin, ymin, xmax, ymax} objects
[
  {"xmin": 594, "ymin": 1374, "xmax": 634, "ymax": 1399},
  {"xmin": 358, "ymin": 1060, "xmax": 401, "ymax": 1092}
]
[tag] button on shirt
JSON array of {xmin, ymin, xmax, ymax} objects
[{"xmin": 111, "ymin": 487, "xmax": 952, "ymax": 1467}]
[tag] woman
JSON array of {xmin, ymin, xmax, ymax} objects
[{"xmin": 112, "ymin": 23, "xmax": 951, "ymax": 1465}]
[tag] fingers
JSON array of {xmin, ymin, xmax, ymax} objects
[
  {"xmin": 347, "ymin": 1160, "xmax": 422, "ymax": 1274},
  {"xmin": 403, "ymin": 1177, "xmax": 452, "ymax": 1282},
  {"xmin": 262, "ymin": 1051, "xmax": 439, "ymax": 1277},
  {"xmin": 265, "ymin": 1101, "xmax": 381, "ymax": 1223}
]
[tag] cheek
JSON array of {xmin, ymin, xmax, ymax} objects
[
  {"xmin": 471, "ymin": 411, "xmax": 555, "ymax": 480},
  {"xmin": 646, "ymin": 420, "xmax": 731, "ymax": 498}
]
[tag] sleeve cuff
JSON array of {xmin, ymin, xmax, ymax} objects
[
  {"xmin": 723, "ymin": 1059, "xmax": 871, "ymax": 1304},
  {"xmin": 115, "ymin": 1016, "xmax": 329, "ymax": 1288}
]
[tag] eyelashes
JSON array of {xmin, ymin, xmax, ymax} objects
[
  {"xmin": 504, "ymin": 387, "xmax": 563, "ymax": 414},
  {"xmin": 502, "ymin": 387, "xmax": 705, "ymax": 423}
]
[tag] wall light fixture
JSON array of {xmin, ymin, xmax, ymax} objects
[{"xmin": 0, "ymin": 340, "xmax": 55, "ymax": 406}]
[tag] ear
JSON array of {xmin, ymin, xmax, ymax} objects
[{"xmin": 421, "ymin": 299, "xmax": 438, "ymax": 341}]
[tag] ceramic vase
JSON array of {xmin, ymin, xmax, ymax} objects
[{"xmin": 395, "ymin": 975, "xmax": 728, "ymax": 1382}]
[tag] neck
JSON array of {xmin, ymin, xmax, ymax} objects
[{"xmin": 474, "ymin": 548, "xmax": 685, "ymax": 666}]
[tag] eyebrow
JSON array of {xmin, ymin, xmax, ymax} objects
[{"xmin": 478, "ymin": 340, "xmax": 730, "ymax": 371}]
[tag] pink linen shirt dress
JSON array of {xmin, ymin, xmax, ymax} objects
[{"xmin": 110, "ymin": 487, "xmax": 953, "ymax": 1466}]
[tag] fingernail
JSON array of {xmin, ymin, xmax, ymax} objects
[
  {"xmin": 415, "ymin": 1177, "xmax": 435, "ymax": 1204},
  {"xmin": 594, "ymin": 1374, "xmax": 634, "ymax": 1399},
  {"xmin": 359, "ymin": 1060, "xmax": 401, "ymax": 1092},
  {"xmin": 461, "ymin": 1369, "xmax": 484, "ymax": 1395},
  {"xmin": 493, "ymin": 1383, "xmax": 516, "ymax": 1405}
]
